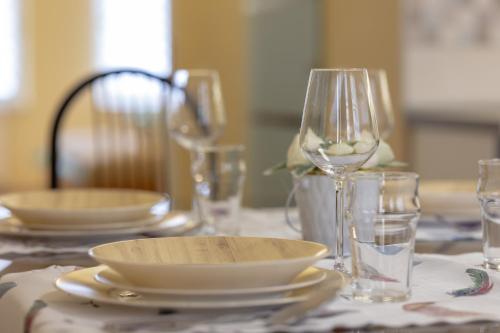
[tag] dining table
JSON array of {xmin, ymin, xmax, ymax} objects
[{"xmin": 0, "ymin": 206, "xmax": 495, "ymax": 333}]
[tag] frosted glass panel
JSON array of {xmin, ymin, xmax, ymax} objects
[
  {"xmin": 94, "ymin": 0, "xmax": 171, "ymax": 75},
  {"xmin": 0, "ymin": 0, "xmax": 19, "ymax": 101}
]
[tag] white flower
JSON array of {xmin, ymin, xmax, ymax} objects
[
  {"xmin": 362, "ymin": 139, "xmax": 395, "ymax": 169},
  {"xmin": 354, "ymin": 130, "xmax": 376, "ymax": 154},
  {"xmin": 362, "ymin": 151, "xmax": 379, "ymax": 169},
  {"xmin": 286, "ymin": 134, "xmax": 310, "ymax": 168},
  {"xmin": 302, "ymin": 128, "xmax": 324, "ymax": 151},
  {"xmin": 377, "ymin": 140, "xmax": 395, "ymax": 165},
  {"xmin": 353, "ymin": 141, "xmax": 374, "ymax": 154},
  {"xmin": 359, "ymin": 130, "xmax": 376, "ymax": 144},
  {"xmin": 271, "ymin": 132, "xmax": 398, "ymax": 177},
  {"xmin": 326, "ymin": 143, "xmax": 354, "ymax": 156}
]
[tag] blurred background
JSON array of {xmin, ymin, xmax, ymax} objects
[{"xmin": 0, "ymin": 0, "xmax": 498, "ymax": 209}]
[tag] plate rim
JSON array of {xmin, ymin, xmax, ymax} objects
[
  {"xmin": 93, "ymin": 265, "xmax": 326, "ymax": 296},
  {"xmin": 54, "ymin": 266, "xmax": 314, "ymax": 309},
  {"xmin": 0, "ymin": 189, "xmax": 168, "ymax": 214},
  {"xmin": 89, "ymin": 236, "xmax": 330, "ymax": 268},
  {"xmin": 10, "ymin": 213, "xmax": 165, "ymax": 231},
  {"xmin": 0, "ymin": 212, "xmax": 199, "ymax": 238}
]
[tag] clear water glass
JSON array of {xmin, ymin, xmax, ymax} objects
[
  {"xmin": 191, "ymin": 144, "xmax": 246, "ymax": 235},
  {"xmin": 346, "ymin": 172, "xmax": 420, "ymax": 302},
  {"xmin": 478, "ymin": 159, "xmax": 500, "ymax": 270}
]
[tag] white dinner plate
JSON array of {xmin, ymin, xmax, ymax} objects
[
  {"xmin": 0, "ymin": 212, "xmax": 199, "ymax": 239},
  {"xmin": 0, "ymin": 189, "xmax": 169, "ymax": 227},
  {"xmin": 55, "ymin": 266, "xmax": 344, "ymax": 309},
  {"xmin": 94, "ymin": 265, "xmax": 326, "ymax": 296}
]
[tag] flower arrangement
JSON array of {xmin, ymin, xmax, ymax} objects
[{"xmin": 264, "ymin": 131, "xmax": 403, "ymax": 178}]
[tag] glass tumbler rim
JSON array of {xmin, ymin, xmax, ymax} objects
[
  {"xmin": 348, "ymin": 171, "xmax": 419, "ymax": 181},
  {"xmin": 479, "ymin": 158, "xmax": 500, "ymax": 166}
]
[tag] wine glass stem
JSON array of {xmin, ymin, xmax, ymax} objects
[{"xmin": 334, "ymin": 176, "xmax": 346, "ymax": 272}]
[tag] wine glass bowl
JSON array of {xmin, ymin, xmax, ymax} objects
[
  {"xmin": 300, "ymin": 69, "xmax": 380, "ymax": 176},
  {"xmin": 169, "ymin": 69, "xmax": 226, "ymax": 149},
  {"xmin": 299, "ymin": 68, "xmax": 380, "ymax": 271},
  {"xmin": 300, "ymin": 128, "xmax": 378, "ymax": 174}
]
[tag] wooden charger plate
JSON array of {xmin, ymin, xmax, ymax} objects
[
  {"xmin": 0, "ymin": 189, "xmax": 168, "ymax": 226},
  {"xmin": 89, "ymin": 236, "xmax": 329, "ymax": 289}
]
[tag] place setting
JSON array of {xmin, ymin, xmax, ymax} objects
[
  {"xmin": 0, "ymin": 188, "xmax": 199, "ymax": 239},
  {"xmin": 54, "ymin": 236, "xmax": 347, "ymax": 311}
]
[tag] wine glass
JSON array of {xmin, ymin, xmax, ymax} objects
[
  {"xmin": 367, "ymin": 69, "xmax": 395, "ymax": 140},
  {"xmin": 168, "ymin": 69, "xmax": 226, "ymax": 148},
  {"xmin": 299, "ymin": 68, "xmax": 380, "ymax": 272}
]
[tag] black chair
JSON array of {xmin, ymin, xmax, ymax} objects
[{"xmin": 49, "ymin": 69, "xmax": 177, "ymax": 192}]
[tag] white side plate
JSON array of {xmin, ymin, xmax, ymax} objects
[
  {"xmin": 94, "ymin": 265, "xmax": 326, "ymax": 296},
  {"xmin": 0, "ymin": 212, "xmax": 199, "ymax": 239},
  {"xmin": 55, "ymin": 266, "xmax": 332, "ymax": 309},
  {"xmin": 10, "ymin": 214, "xmax": 165, "ymax": 231}
]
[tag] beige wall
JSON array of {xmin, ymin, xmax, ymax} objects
[
  {"xmin": 0, "ymin": 0, "xmax": 93, "ymax": 191},
  {"xmin": 322, "ymin": 0, "xmax": 406, "ymax": 160},
  {"xmin": 171, "ymin": 0, "xmax": 249, "ymax": 208}
]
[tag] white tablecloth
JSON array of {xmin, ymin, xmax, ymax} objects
[
  {"xmin": 1, "ymin": 253, "xmax": 499, "ymax": 333},
  {"xmin": 0, "ymin": 208, "xmax": 299, "ymax": 256},
  {"xmin": 0, "ymin": 208, "xmax": 489, "ymax": 333},
  {"xmin": 0, "ymin": 208, "xmax": 481, "ymax": 258}
]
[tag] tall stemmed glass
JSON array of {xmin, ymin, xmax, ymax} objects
[
  {"xmin": 168, "ymin": 69, "xmax": 226, "ymax": 148},
  {"xmin": 168, "ymin": 69, "xmax": 227, "ymax": 232},
  {"xmin": 368, "ymin": 69, "xmax": 394, "ymax": 140},
  {"xmin": 299, "ymin": 68, "xmax": 380, "ymax": 272}
]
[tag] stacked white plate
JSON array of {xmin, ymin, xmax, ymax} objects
[
  {"xmin": 55, "ymin": 236, "xmax": 347, "ymax": 309},
  {"xmin": 0, "ymin": 189, "xmax": 198, "ymax": 238}
]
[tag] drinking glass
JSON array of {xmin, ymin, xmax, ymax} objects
[
  {"xmin": 368, "ymin": 69, "xmax": 395, "ymax": 140},
  {"xmin": 346, "ymin": 172, "xmax": 420, "ymax": 302},
  {"xmin": 477, "ymin": 159, "xmax": 500, "ymax": 270},
  {"xmin": 169, "ymin": 69, "xmax": 226, "ymax": 149},
  {"xmin": 191, "ymin": 144, "xmax": 246, "ymax": 235},
  {"xmin": 299, "ymin": 68, "xmax": 380, "ymax": 271}
]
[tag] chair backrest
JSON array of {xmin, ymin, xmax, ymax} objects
[{"xmin": 49, "ymin": 69, "xmax": 176, "ymax": 193}]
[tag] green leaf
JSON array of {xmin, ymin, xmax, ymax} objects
[
  {"xmin": 291, "ymin": 164, "xmax": 316, "ymax": 178},
  {"xmin": 319, "ymin": 141, "xmax": 332, "ymax": 149},
  {"xmin": 262, "ymin": 161, "xmax": 287, "ymax": 176}
]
